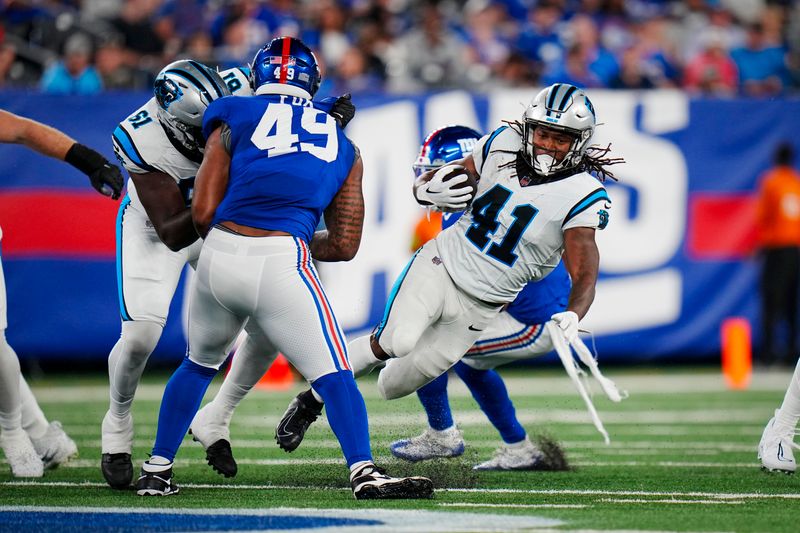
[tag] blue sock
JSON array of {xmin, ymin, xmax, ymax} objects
[
  {"xmin": 454, "ymin": 362, "xmax": 526, "ymax": 444},
  {"xmin": 151, "ymin": 357, "xmax": 218, "ymax": 461},
  {"xmin": 312, "ymin": 370, "xmax": 372, "ymax": 467},
  {"xmin": 416, "ymin": 372, "xmax": 454, "ymax": 430}
]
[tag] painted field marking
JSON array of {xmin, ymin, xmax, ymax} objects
[
  {"xmin": 440, "ymin": 503, "xmax": 589, "ymax": 509},
  {"xmin": 4, "ymin": 481, "xmax": 799, "ymax": 501},
  {"xmin": 598, "ymin": 498, "xmax": 744, "ymax": 505}
]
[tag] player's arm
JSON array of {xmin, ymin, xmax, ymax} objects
[
  {"xmin": 0, "ymin": 109, "xmax": 123, "ymax": 199},
  {"xmin": 311, "ymin": 153, "xmax": 364, "ymax": 261},
  {"xmin": 561, "ymin": 226, "xmax": 600, "ymax": 320},
  {"xmin": 413, "ymin": 154, "xmax": 478, "ymax": 210},
  {"xmin": 131, "ymin": 171, "xmax": 198, "ymax": 251},
  {"xmin": 192, "ymin": 126, "xmax": 230, "ymax": 238}
]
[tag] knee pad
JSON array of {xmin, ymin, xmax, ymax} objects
[
  {"xmin": 385, "ymin": 328, "xmax": 419, "ymax": 359},
  {"xmin": 377, "ymin": 352, "xmax": 452, "ymax": 401},
  {"xmin": 119, "ymin": 321, "xmax": 163, "ymax": 360}
]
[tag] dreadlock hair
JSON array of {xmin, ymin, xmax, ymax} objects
[{"xmin": 500, "ymin": 120, "xmax": 625, "ymax": 182}]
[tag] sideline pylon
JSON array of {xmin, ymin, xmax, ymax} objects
[{"xmin": 255, "ymin": 353, "xmax": 296, "ymax": 390}]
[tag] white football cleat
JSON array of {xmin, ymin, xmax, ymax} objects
[
  {"xmin": 390, "ymin": 427, "xmax": 465, "ymax": 462},
  {"xmin": 1, "ymin": 429, "xmax": 44, "ymax": 478},
  {"xmin": 758, "ymin": 413, "xmax": 798, "ymax": 473},
  {"xmin": 30, "ymin": 421, "xmax": 78, "ymax": 469},
  {"xmin": 473, "ymin": 437, "xmax": 545, "ymax": 471}
]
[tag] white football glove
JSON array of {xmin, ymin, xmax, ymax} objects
[
  {"xmin": 414, "ymin": 164, "xmax": 473, "ymax": 212},
  {"xmin": 550, "ymin": 311, "xmax": 579, "ymax": 344}
]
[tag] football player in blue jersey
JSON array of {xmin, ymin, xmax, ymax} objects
[
  {"xmin": 134, "ymin": 37, "xmax": 433, "ymax": 500},
  {"xmin": 0, "ymin": 110, "xmax": 123, "ymax": 477},
  {"xmin": 103, "ymin": 58, "xmax": 356, "ymax": 490},
  {"xmin": 389, "ymin": 126, "xmax": 571, "ymax": 470}
]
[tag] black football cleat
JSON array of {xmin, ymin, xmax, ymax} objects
[
  {"xmin": 135, "ymin": 462, "xmax": 180, "ymax": 496},
  {"xmin": 101, "ymin": 452, "xmax": 133, "ymax": 489},
  {"xmin": 350, "ymin": 463, "xmax": 434, "ymax": 500},
  {"xmin": 204, "ymin": 439, "xmax": 237, "ymax": 478},
  {"xmin": 275, "ymin": 389, "xmax": 323, "ymax": 452}
]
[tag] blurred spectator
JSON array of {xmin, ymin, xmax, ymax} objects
[
  {"xmin": 610, "ymin": 44, "xmax": 657, "ymax": 89},
  {"xmin": 385, "ymin": 2, "xmax": 470, "ymax": 93},
  {"xmin": 40, "ymin": 33, "xmax": 103, "ymax": 95},
  {"xmin": 731, "ymin": 23, "xmax": 787, "ymax": 96},
  {"xmin": 556, "ymin": 14, "xmax": 619, "ymax": 86},
  {"xmin": 110, "ymin": 0, "xmax": 165, "ymax": 60},
  {"xmin": 515, "ymin": 2, "xmax": 564, "ymax": 75},
  {"xmin": 542, "ymin": 43, "xmax": 604, "ymax": 88},
  {"xmin": 95, "ymin": 37, "xmax": 151, "ymax": 90},
  {"xmin": 755, "ymin": 143, "xmax": 800, "ymax": 366},
  {"xmin": 683, "ymin": 29, "xmax": 738, "ymax": 96}
]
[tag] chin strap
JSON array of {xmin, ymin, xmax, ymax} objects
[{"xmin": 546, "ymin": 321, "xmax": 628, "ymax": 445}]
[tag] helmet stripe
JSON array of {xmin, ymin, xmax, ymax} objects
[
  {"xmin": 557, "ymin": 85, "xmax": 578, "ymax": 112},
  {"xmin": 166, "ymin": 69, "xmax": 211, "ymax": 102},
  {"xmin": 280, "ymin": 36, "xmax": 291, "ymax": 84},
  {"xmin": 546, "ymin": 83, "xmax": 561, "ymax": 109},
  {"xmin": 186, "ymin": 60, "xmax": 225, "ymax": 98}
]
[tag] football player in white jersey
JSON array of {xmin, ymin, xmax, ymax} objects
[
  {"xmin": 104, "ymin": 59, "xmax": 355, "ymax": 489},
  {"xmin": 0, "ymin": 110, "xmax": 123, "ymax": 477},
  {"xmin": 276, "ymin": 83, "xmax": 619, "ymax": 453}
]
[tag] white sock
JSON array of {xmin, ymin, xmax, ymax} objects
[
  {"xmin": 349, "ymin": 460, "xmax": 373, "ymax": 478},
  {"xmin": 143, "ymin": 455, "xmax": 172, "ymax": 472},
  {"xmin": 210, "ymin": 335, "xmax": 277, "ymax": 425},
  {"xmin": 0, "ymin": 331, "xmax": 22, "ymax": 433},
  {"xmin": 107, "ymin": 321, "xmax": 162, "ymax": 418},
  {"xmin": 348, "ymin": 335, "xmax": 384, "ymax": 378},
  {"xmin": 775, "ymin": 358, "xmax": 800, "ymax": 433},
  {"xmin": 19, "ymin": 376, "xmax": 48, "ymax": 439}
]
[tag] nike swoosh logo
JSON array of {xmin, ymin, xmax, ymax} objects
[
  {"xmin": 468, "ymin": 325, "xmax": 483, "ymax": 332},
  {"xmin": 275, "ymin": 408, "xmax": 297, "ymax": 438}
]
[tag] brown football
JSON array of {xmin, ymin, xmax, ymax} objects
[{"xmin": 440, "ymin": 165, "xmax": 478, "ymax": 202}]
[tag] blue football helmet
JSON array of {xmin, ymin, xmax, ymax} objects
[
  {"xmin": 413, "ymin": 125, "xmax": 482, "ymax": 177},
  {"xmin": 250, "ymin": 37, "xmax": 321, "ymax": 98}
]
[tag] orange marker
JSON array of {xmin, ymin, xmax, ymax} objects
[{"xmin": 721, "ymin": 317, "xmax": 752, "ymax": 390}]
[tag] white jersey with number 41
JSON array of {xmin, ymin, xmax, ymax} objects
[{"xmin": 435, "ymin": 125, "xmax": 611, "ymax": 305}]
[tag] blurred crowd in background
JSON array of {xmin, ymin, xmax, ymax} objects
[{"xmin": 1, "ymin": 0, "xmax": 799, "ymax": 97}]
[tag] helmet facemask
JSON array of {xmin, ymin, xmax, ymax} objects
[{"xmin": 521, "ymin": 84, "xmax": 596, "ymax": 176}]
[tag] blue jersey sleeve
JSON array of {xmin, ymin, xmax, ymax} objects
[{"xmin": 202, "ymin": 97, "xmax": 234, "ymax": 139}]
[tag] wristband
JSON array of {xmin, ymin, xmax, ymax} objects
[{"xmin": 65, "ymin": 143, "xmax": 107, "ymax": 176}]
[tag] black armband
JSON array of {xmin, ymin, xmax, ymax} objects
[{"xmin": 65, "ymin": 143, "xmax": 107, "ymax": 176}]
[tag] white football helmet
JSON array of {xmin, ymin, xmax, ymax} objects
[
  {"xmin": 522, "ymin": 83, "xmax": 596, "ymax": 176},
  {"xmin": 153, "ymin": 60, "xmax": 230, "ymax": 160}
]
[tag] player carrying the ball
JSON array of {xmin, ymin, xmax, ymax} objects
[{"xmin": 276, "ymin": 83, "xmax": 622, "ymax": 451}]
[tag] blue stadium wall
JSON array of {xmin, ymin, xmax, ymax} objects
[{"xmin": 1, "ymin": 90, "xmax": 799, "ymax": 364}]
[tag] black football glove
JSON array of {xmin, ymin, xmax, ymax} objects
[
  {"xmin": 321, "ymin": 93, "xmax": 356, "ymax": 128},
  {"xmin": 65, "ymin": 143, "xmax": 125, "ymax": 200}
]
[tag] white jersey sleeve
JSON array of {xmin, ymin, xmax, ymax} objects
[
  {"xmin": 219, "ymin": 67, "xmax": 253, "ymax": 96},
  {"xmin": 471, "ymin": 125, "xmax": 512, "ymax": 177}
]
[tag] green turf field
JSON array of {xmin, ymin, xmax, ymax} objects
[{"xmin": 2, "ymin": 366, "xmax": 800, "ymax": 531}]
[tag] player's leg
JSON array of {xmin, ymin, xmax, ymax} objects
[
  {"xmin": 759, "ymin": 356, "xmax": 800, "ymax": 473},
  {"xmin": 136, "ymin": 239, "xmax": 246, "ymax": 496},
  {"xmin": 389, "ymin": 373, "xmax": 465, "ymax": 461},
  {"xmin": 276, "ymin": 241, "xmax": 446, "ymax": 451},
  {"xmin": 376, "ymin": 285, "xmax": 501, "ymax": 400},
  {"xmin": 460, "ymin": 315, "xmax": 554, "ymax": 470},
  {"xmin": 20, "ymin": 376, "xmax": 77, "ymax": 469},
  {"xmin": 102, "ymin": 202, "xmax": 196, "ymax": 489},
  {"xmin": 190, "ymin": 322, "xmax": 278, "ymax": 477},
  {"xmin": 257, "ymin": 236, "xmax": 432, "ymax": 499},
  {"xmin": 0, "ymin": 252, "xmax": 42, "ymax": 478}
]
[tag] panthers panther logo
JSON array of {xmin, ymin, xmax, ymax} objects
[
  {"xmin": 597, "ymin": 208, "xmax": 609, "ymax": 230},
  {"xmin": 154, "ymin": 78, "xmax": 183, "ymax": 110}
]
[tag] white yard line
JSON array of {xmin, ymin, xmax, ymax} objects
[
  {"xmin": 597, "ymin": 499, "xmax": 744, "ymax": 505},
  {"xmin": 3, "ymin": 481, "xmax": 798, "ymax": 501},
  {"xmin": 26, "ymin": 370, "xmax": 796, "ymax": 404},
  {"xmin": 440, "ymin": 503, "xmax": 589, "ymax": 509}
]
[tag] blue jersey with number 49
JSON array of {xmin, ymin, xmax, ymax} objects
[{"xmin": 202, "ymin": 94, "xmax": 356, "ymax": 243}]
